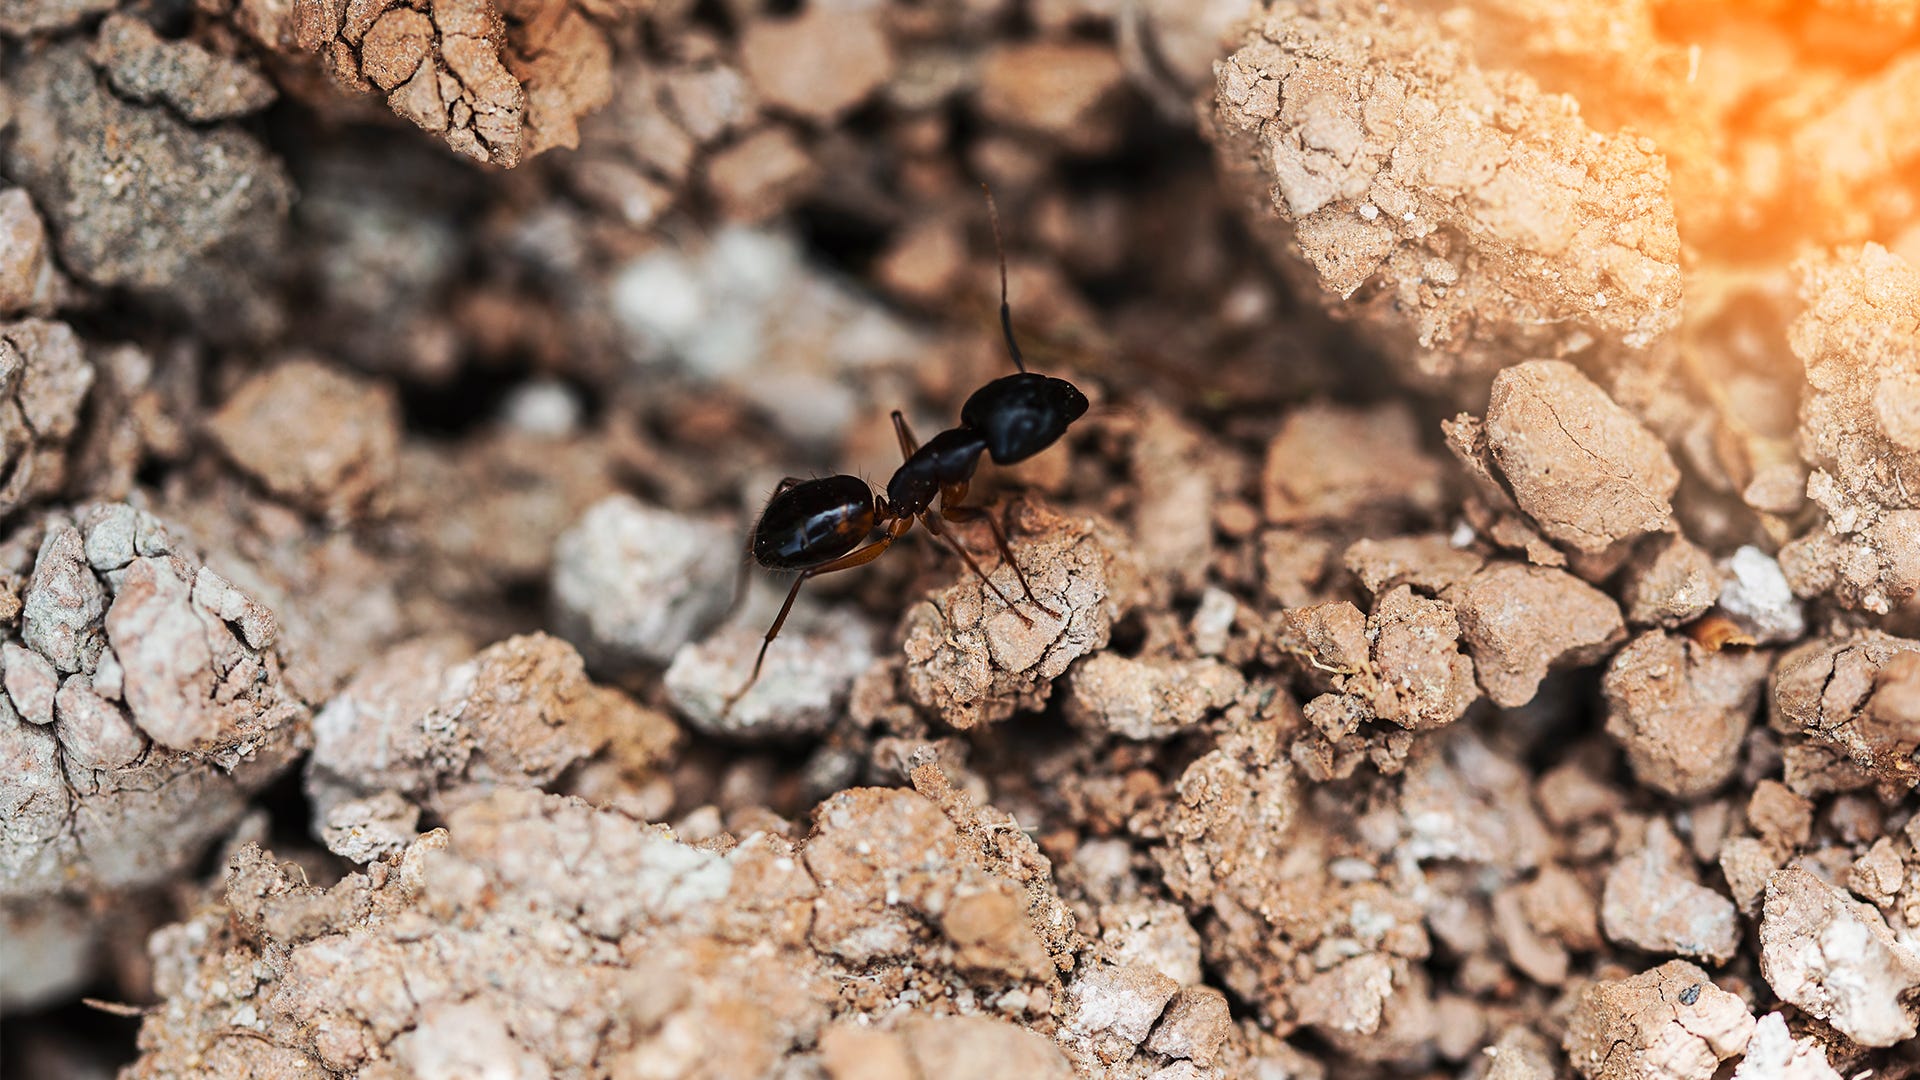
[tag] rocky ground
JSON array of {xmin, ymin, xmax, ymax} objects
[{"xmin": 3, "ymin": 0, "xmax": 1920, "ymax": 1077}]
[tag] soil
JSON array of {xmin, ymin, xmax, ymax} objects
[{"xmin": 4, "ymin": 0, "xmax": 1920, "ymax": 1077}]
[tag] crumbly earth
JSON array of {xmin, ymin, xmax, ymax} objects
[{"xmin": 5, "ymin": 0, "xmax": 1920, "ymax": 1077}]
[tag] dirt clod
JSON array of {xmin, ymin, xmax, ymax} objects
[
  {"xmin": 1262, "ymin": 402, "xmax": 1447, "ymax": 528},
  {"xmin": 206, "ymin": 360, "xmax": 400, "ymax": 523},
  {"xmin": 668, "ymin": 612, "xmax": 877, "ymax": 739},
  {"xmin": 0, "ymin": 193, "xmax": 66, "ymax": 317},
  {"xmin": 306, "ymin": 631, "xmax": 668, "ymax": 817},
  {"xmin": 1600, "ymin": 818, "xmax": 1740, "ymax": 964},
  {"xmin": 292, "ymin": 0, "xmax": 617, "ymax": 167},
  {"xmin": 552, "ymin": 494, "xmax": 737, "ymax": 671},
  {"xmin": 1068, "ymin": 653, "xmax": 1244, "ymax": 740},
  {"xmin": 1564, "ymin": 959, "xmax": 1754, "ymax": 1080},
  {"xmin": 1759, "ymin": 865, "xmax": 1920, "ymax": 1047},
  {"xmin": 1771, "ymin": 632, "xmax": 1920, "ymax": 790},
  {"xmin": 1485, "ymin": 360, "xmax": 1681, "ymax": 554},
  {"xmin": 740, "ymin": 8, "xmax": 892, "ymax": 124},
  {"xmin": 1780, "ymin": 246, "xmax": 1920, "ymax": 613},
  {"xmin": 1447, "ymin": 562, "xmax": 1625, "ymax": 708},
  {"xmin": 90, "ymin": 14, "xmax": 277, "ymax": 123},
  {"xmin": 2, "ymin": 42, "xmax": 291, "ymax": 335},
  {"xmin": 1603, "ymin": 631, "xmax": 1770, "ymax": 798},
  {"xmin": 1210, "ymin": 0, "xmax": 1681, "ymax": 381},
  {"xmin": 2, "ymin": 503, "xmax": 307, "ymax": 918},
  {"xmin": 903, "ymin": 504, "xmax": 1144, "ymax": 730},
  {"xmin": 1621, "ymin": 534, "xmax": 1721, "ymax": 628}
]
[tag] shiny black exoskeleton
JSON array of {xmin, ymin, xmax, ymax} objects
[
  {"xmin": 963, "ymin": 372, "xmax": 1090, "ymax": 465},
  {"xmin": 886, "ymin": 428, "xmax": 988, "ymax": 514},
  {"xmin": 751, "ymin": 474, "xmax": 877, "ymax": 571},
  {"xmin": 724, "ymin": 191, "xmax": 1088, "ymax": 710}
]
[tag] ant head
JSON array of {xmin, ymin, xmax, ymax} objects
[{"xmin": 961, "ymin": 372, "xmax": 1088, "ymax": 465}]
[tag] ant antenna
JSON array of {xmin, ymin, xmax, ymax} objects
[{"xmin": 983, "ymin": 184, "xmax": 1028, "ymax": 374}]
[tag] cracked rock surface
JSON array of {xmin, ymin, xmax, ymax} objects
[{"xmin": 2, "ymin": 505, "xmax": 308, "ymax": 900}]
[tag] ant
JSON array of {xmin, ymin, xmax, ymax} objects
[{"xmin": 724, "ymin": 191, "xmax": 1088, "ymax": 711}]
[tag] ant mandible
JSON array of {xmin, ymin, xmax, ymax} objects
[{"xmin": 724, "ymin": 191, "xmax": 1089, "ymax": 711}]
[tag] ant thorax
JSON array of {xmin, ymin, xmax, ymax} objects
[{"xmin": 886, "ymin": 429, "xmax": 989, "ymax": 515}]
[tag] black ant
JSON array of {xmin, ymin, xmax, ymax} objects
[{"xmin": 725, "ymin": 192, "xmax": 1088, "ymax": 711}]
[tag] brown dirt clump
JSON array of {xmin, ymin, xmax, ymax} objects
[
  {"xmin": 1446, "ymin": 561, "xmax": 1626, "ymax": 708},
  {"xmin": 89, "ymin": 13, "xmax": 278, "ymax": 122},
  {"xmin": 1208, "ymin": 0, "xmax": 1682, "ymax": 384},
  {"xmin": 1780, "ymin": 246, "xmax": 1920, "ymax": 613},
  {"xmin": 0, "ymin": 320, "xmax": 93, "ymax": 520},
  {"xmin": 0, "ymin": 192, "xmax": 69, "ymax": 317},
  {"xmin": 121, "ymin": 783, "xmax": 1106, "ymax": 1077},
  {"xmin": 2, "ymin": 40, "xmax": 291, "ymax": 336},
  {"xmin": 1485, "ymin": 360, "xmax": 1681, "ymax": 554},
  {"xmin": 306, "ymin": 631, "xmax": 675, "ymax": 820},
  {"xmin": 205, "ymin": 359, "xmax": 401, "ymax": 524},
  {"xmin": 1772, "ymin": 631, "xmax": 1920, "ymax": 791},
  {"xmin": 1760, "ymin": 865, "xmax": 1920, "ymax": 1047},
  {"xmin": 2, "ymin": 504, "xmax": 308, "ymax": 1007},
  {"xmin": 1261, "ymin": 401, "xmax": 1448, "ymax": 528},
  {"xmin": 1563, "ymin": 959, "xmax": 1755, "ymax": 1079},
  {"xmin": 290, "ymin": 0, "xmax": 621, "ymax": 167},
  {"xmin": 901, "ymin": 502, "xmax": 1146, "ymax": 730},
  {"xmin": 1603, "ymin": 631, "xmax": 1771, "ymax": 798}
]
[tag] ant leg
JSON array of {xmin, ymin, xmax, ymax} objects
[
  {"xmin": 939, "ymin": 478, "xmax": 1059, "ymax": 618},
  {"xmin": 921, "ymin": 510, "xmax": 1033, "ymax": 626},
  {"xmin": 722, "ymin": 520, "xmax": 911, "ymax": 714},
  {"xmin": 731, "ymin": 572, "xmax": 807, "ymax": 709},
  {"xmin": 943, "ymin": 503, "xmax": 1059, "ymax": 619},
  {"xmin": 891, "ymin": 410, "xmax": 920, "ymax": 458}
]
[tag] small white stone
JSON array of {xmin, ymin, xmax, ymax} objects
[
  {"xmin": 1731, "ymin": 1013, "xmax": 1841, "ymax": 1080},
  {"xmin": 498, "ymin": 379, "xmax": 582, "ymax": 438},
  {"xmin": 1067, "ymin": 963, "xmax": 1179, "ymax": 1052},
  {"xmin": 664, "ymin": 603, "xmax": 875, "ymax": 739},
  {"xmin": 1189, "ymin": 587, "xmax": 1237, "ymax": 657},
  {"xmin": 1719, "ymin": 546, "xmax": 1805, "ymax": 642},
  {"xmin": 552, "ymin": 495, "xmax": 736, "ymax": 670}
]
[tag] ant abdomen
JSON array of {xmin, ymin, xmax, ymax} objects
[{"xmin": 751, "ymin": 475, "xmax": 878, "ymax": 571}]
